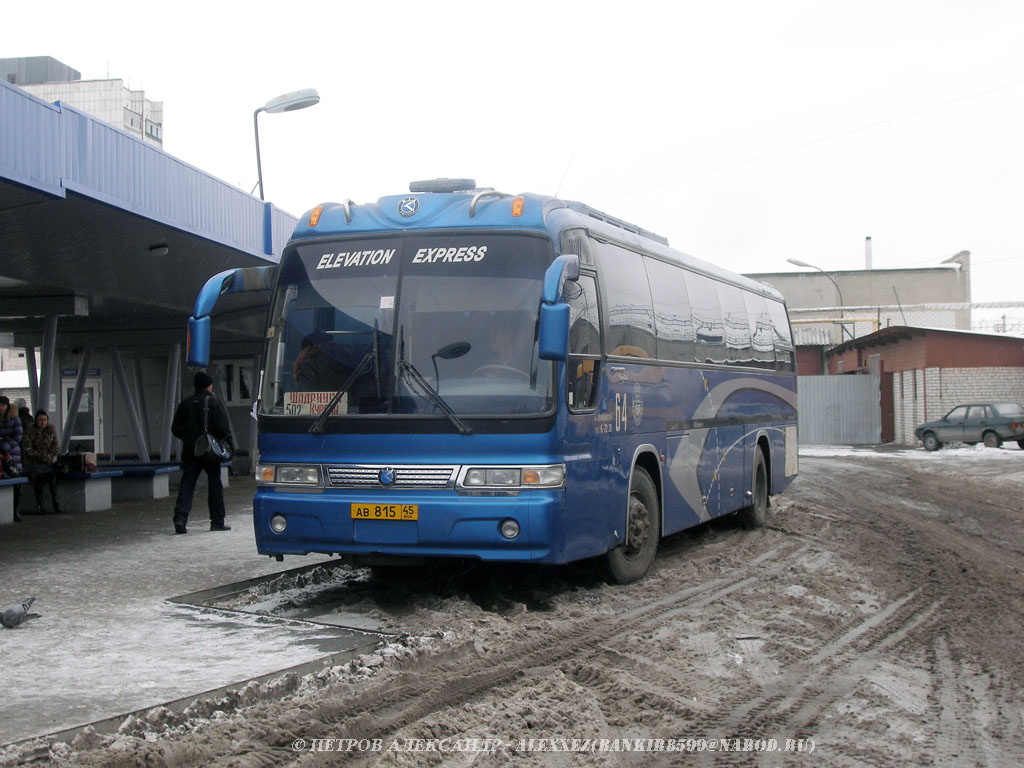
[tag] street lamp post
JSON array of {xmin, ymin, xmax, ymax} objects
[
  {"xmin": 253, "ymin": 88, "xmax": 320, "ymax": 200},
  {"xmin": 787, "ymin": 258, "xmax": 853, "ymax": 341}
]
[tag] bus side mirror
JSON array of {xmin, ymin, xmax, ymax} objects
[
  {"xmin": 186, "ymin": 265, "xmax": 278, "ymax": 368},
  {"xmin": 537, "ymin": 254, "xmax": 579, "ymax": 361},
  {"xmin": 187, "ymin": 316, "xmax": 211, "ymax": 367},
  {"xmin": 539, "ymin": 303, "xmax": 570, "ymax": 360}
]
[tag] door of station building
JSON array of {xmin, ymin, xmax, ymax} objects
[{"xmin": 61, "ymin": 378, "xmax": 103, "ymax": 453}]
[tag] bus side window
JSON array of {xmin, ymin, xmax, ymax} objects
[{"xmin": 567, "ymin": 274, "xmax": 601, "ymax": 411}]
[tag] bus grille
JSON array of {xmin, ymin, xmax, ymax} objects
[{"xmin": 326, "ymin": 465, "xmax": 457, "ymax": 489}]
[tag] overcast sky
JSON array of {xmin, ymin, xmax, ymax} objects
[{"xmin": 4, "ymin": 0, "xmax": 1023, "ymax": 319}]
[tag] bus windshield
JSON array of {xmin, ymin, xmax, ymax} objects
[{"xmin": 260, "ymin": 232, "xmax": 556, "ymax": 420}]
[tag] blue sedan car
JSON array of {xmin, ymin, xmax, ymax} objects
[{"xmin": 915, "ymin": 402, "xmax": 1024, "ymax": 451}]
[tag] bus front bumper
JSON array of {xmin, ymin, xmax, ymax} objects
[{"xmin": 253, "ymin": 487, "xmax": 567, "ymax": 563}]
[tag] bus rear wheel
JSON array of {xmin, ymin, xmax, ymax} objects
[
  {"xmin": 738, "ymin": 447, "xmax": 769, "ymax": 529},
  {"xmin": 604, "ymin": 467, "xmax": 660, "ymax": 584}
]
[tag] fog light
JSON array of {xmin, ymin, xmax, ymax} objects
[
  {"xmin": 270, "ymin": 514, "xmax": 287, "ymax": 533},
  {"xmin": 499, "ymin": 519, "xmax": 520, "ymax": 539}
]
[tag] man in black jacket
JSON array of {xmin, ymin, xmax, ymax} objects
[{"xmin": 170, "ymin": 371, "xmax": 233, "ymax": 534}]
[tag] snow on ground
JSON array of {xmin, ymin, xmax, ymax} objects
[
  {"xmin": 1, "ymin": 447, "xmax": 1020, "ymax": 762},
  {"xmin": 0, "ymin": 480, "xmax": 365, "ymax": 745},
  {"xmin": 801, "ymin": 443, "xmax": 1024, "ymax": 460}
]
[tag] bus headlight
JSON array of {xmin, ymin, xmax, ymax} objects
[
  {"xmin": 465, "ymin": 468, "xmax": 520, "ymax": 487},
  {"xmin": 458, "ymin": 464, "xmax": 564, "ymax": 490},
  {"xmin": 256, "ymin": 464, "xmax": 322, "ymax": 485}
]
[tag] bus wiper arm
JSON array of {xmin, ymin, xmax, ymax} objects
[
  {"xmin": 398, "ymin": 359, "xmax": 473, "ymax": 435},
  {"xmin": 396, "ymin": 326, "xmax": 471, "ymax": 435},
  {"xmin": 308, "ymin": 349, "xmax": 377, "ymax": 434}
]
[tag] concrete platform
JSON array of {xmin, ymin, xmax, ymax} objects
[{"xmin": 0, "ymin": 477, "xmax": 381, "ymax": 746}]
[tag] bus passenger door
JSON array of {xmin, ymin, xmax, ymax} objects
[{"xmin": 563, "ymin": 274, "xmax": 609, "ymax": 561}]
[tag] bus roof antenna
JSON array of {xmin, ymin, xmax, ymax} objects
[{"xmin": 554, "ymin": 153, "xmax": 575, "ymax": 199}]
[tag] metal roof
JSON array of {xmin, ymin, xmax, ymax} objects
[
  {"xmin": 826, "ymin": 324, "xmax": 1024, "ymax": 355},
  {"xmin": 0, "ymin": 79, "xmax": 298, "ymax": 348}
]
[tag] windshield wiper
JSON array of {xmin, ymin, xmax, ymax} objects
[
  {"xmin": 308, "ymin": 322, "xmax": 381, "ymax": 434},
  {"xmin": 397, "ymin": 326, "xmax": 472, "ymax": 435}
]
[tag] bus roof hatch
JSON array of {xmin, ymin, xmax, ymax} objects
[{"xmin": 409, "ymin": 178, "xmax": 477, "ymax": 193}]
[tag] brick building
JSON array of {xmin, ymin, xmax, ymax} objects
[{"xmin": 824, "ymin": 326, "xmax": 1024, "ymax": 444}]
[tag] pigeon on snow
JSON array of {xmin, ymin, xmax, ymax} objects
[{"xmin": 1, "ymin": 597, "xmax": 40, "ymax": 628}]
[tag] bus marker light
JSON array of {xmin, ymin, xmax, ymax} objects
[
  {"xmin": 511, "ymin": 196, "xmax": 525, "ymax": 217},
  {"xmin": 258, "ymin": 465, "xmax": 276, "ymax": 483},
  {"xmin": 500, "ymin": 519, "xmax": 521, "ymax": 539},
  {"xmin": 309, "ymin": 205, "xmax": 323, "ymax": 227},
  {"xmin": 270, "ymin": 514, "xmax": 287, "ymax": 533},
  {"xmin": 523, "ymin": 466, "xmax": 565, "ymax": 487}
]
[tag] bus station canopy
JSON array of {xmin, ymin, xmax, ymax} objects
[{"xmin": 0, "ymin": 79, "xmax": 297, "ymax": 351}]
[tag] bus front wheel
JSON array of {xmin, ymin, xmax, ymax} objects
[
  {"xmin": 604, "ymin": 467, "xmax": 660, "ymax": 584},
  {"xmin": 738, "ymin": 448, "xmax": 769, "ymax": 529}
]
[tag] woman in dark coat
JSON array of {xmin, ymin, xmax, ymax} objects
[
  {"xmin": 23, "ymin": 410, "xmax": 61, "ymax": 514},
  {"xmin": 0, "ymin": 395, "xmax": 24, "ymax": 522},
  {"xmin": 0, "ymin": 395, "xmax": 23, "ymax": 473}
]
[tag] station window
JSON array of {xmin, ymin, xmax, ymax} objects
[{"xmin": 214, "ymin": 360, "xmax": 254, "ymax": 405}]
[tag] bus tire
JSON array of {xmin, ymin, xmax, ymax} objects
[
  {"xmin": 738, "ymin": 447, "xmax": 769, "ymax": 529},
  {"xmin": 604, "ymin": 467, "xmax": 660, "ymax": 584}
]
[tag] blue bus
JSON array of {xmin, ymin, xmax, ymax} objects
[{"xmin": 187, "ymin": 179, "xmax": 797, "ymax": 583}]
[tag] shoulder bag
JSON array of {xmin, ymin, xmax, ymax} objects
[{"xmin": 194, "ymin": 396, "xmax": 231, "ymax": 463}]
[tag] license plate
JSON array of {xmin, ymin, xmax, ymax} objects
[{"xmin": 351, "ymin": 503, "xmax": 418, "ymax": 521}]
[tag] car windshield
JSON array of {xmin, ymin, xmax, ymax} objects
[{"xmin": 259, "ymin": 233, "xmax": 556, "ymax": 419}]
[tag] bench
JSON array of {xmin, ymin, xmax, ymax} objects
[
  {"xmin": 107, "ymin": 464, "xmax": 180, "ymax": 502},
  {"xmin": 16, "ymin": 470, "xmax": 124, "ymax": 514},
  {"xmin": 168, "ymin": 460, "xmax": 232, "ymax": 491},
  {"xmin": 0, "ymin": 477, "xmax": 29, "ymax": 524}
]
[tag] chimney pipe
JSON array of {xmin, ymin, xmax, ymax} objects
[{"xmin": 865, "ymin": 236, "xmax": 873, "ymax": 270}]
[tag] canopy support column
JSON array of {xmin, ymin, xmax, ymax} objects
[
  {"xmin": 61, "ymin": 347, "xmax": 92, "ymax": 452},
  {"xmin": 160, "ymin": 344, "xmax": 180, "ymax": 462},
  {"xmin": 23, "ymin": 346, "xmax": 38, "ymax": 413},
  {"xmin": 110, "ymin": 346, "xmax": 149, "ymax": 461},
  {"xmin": 132, "ymin": 356, "xmax": 152, "ymax": 454},
  {"xmin": 36, "ymin": 315, "xmax": 58, "ymax": 414}
]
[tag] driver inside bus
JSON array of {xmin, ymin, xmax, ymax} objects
[
  {"xmin": 293, "ymin": 335, "xmax": 352, "ymax": 392},
  {"xmin": 473, "ymin": 316, "xmax": 532, "ymax": 379}
]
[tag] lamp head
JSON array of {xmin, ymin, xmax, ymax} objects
[{"xmin": 263, "ymin": 88, "xmax": 320, "ymax": 114}]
